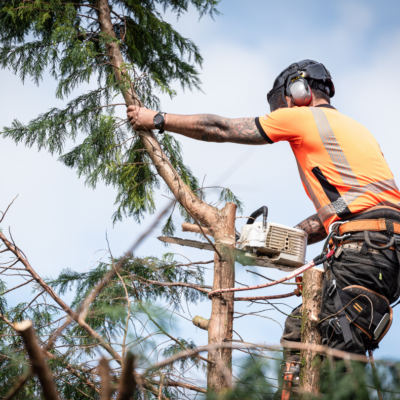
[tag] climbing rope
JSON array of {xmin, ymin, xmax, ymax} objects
[{"xmin": 207, "ymin": 249, "xmax": 334, "ymax": 299}]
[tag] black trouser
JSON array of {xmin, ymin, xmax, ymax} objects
[{"xmin": 281, "ymin": 246, "xmax": 399, "ymax": 359}]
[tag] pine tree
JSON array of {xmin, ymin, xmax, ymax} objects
[
  {"xmin": 0, "ymin": 0, "xmax": 221, "ymax": 225},
  {"xmin": 0, "ymin": 0, "xmax": 244, "ymax": 394}
]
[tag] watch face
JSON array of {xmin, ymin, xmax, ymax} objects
[{"xmin": 154, "ymin": 114, "xmax": 163, "ymax": 125}]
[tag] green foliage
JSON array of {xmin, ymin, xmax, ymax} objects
[
  {"xmin": 0, "ymin": 0, "xmax": 221, "ymax": 226},
  {"xmin": 219, "ymin": 187, "xmax": 244, "ymax": 214},
  {"xmin": 0, "ymin": 252, "xmax": 207, "ymax": 398},
  {"xmin": 162, "ymin": 337, "xmax": 204, "ymax": 373}
]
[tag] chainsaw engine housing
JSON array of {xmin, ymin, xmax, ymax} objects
[{"xmin": 237, "ymin": 221, "xmax": 308, "ymax": 271}]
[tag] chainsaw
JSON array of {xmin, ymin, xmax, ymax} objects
[{"xmin": 158, "ymin": 206, "xmax": 308, "ymax": 272}]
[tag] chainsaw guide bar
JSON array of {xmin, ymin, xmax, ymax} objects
[{"xmin": 157, "ymin": 235, "xmax": 302, "ymax": 272}]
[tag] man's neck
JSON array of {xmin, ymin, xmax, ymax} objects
[{"xmin": 311, "ymin": 99, "xmax": 329, "ymax": 107}]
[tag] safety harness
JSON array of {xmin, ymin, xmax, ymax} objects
[
  {"xmin": 281, "ymin": 363, "xmax": 299, "ymax": 400},
  {"xmin": 323, "ymin": 208, "xmax": 400, "ymax": 350}
]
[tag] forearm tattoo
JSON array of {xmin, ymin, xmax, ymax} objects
[
  {"xmin": 195, "ymin": 115, "xmax": 265, "ymax": 145},
  {"xmin": 295, "ymin": 213, "xmax": 327, "ymax": 245}
]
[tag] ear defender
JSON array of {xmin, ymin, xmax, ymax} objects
[{"xmin": 288, "ymin": 78, "xmax": 312, "ymax": 107}]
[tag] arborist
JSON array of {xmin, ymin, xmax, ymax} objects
[{"xmin": 127, "ymin": 59, "xmax": 400, "ymax": 393}]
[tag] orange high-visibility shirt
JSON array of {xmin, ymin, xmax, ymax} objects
[{"xmin": 256, "ymin": 105, "xmax": 400, "ymax": 232}]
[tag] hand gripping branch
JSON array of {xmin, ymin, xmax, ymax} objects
[{"xmin": 207, "ymin": 249, "xmax": 334, "ymax": 299}]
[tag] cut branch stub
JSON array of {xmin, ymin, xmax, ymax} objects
[
  {"xmin": 193, "ymin": 315, "xmax": 210, "ymax": 331},
  {"xmin": 99, "ymin": 357, "xmax": 112, "ymax": 400},
  {"xmin": 14, "ymin": 320, "xmax": 60, "ymax": 400},
  {"xmin": 116, "ymin": 352, "xmax": 136, "ymax": 400},
  {"xmin": 182, "ymin": 222, "xmax": 214, "ymax": 237}
]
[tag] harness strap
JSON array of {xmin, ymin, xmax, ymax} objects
[
  {"xmin": 393, "ymin": 235, "xmax": 400, "ymax": 299},
  {"xmin": 327, "ymin": 277, "xmax": 355, "ymax": 348},
  {"xmin": 281, "ymin": 362, "xmax": 297, "ymax": 400},
  {"xmin": 337, "ymin": 218, "xmax": 400, "ymax": 236}
]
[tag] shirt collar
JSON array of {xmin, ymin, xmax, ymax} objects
[{"xmin": 315, "ymin": 104, "xmax": 336, "ymax": 110}]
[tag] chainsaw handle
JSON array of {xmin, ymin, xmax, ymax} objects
[{"xmin": 246, "ymin": 206, "xmax": 268, "ymax": 229}]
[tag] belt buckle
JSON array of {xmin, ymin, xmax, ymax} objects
[{"xmin": 328, "ymin": 279, "xmax": 337, "ymax": 297}]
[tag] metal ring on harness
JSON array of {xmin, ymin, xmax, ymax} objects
[
  {"xmin": 329, "ymin": 221, "xmax": 349, "ymax": 235},
  {"xmin": 364, "ymin": 231, "xmax": 395, "ymax": 250},
  {"xmin": 326, "ymin": 221, "xmax": 351, "ymax": 252}
]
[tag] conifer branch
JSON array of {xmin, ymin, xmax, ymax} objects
[{"xmin": 130, "ymin": 275, "xmax": 211, "ymax": 293}]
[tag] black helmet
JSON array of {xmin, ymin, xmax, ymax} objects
[{"xmin": 267, "ymin": 59, "xmax": 335, "ymax": 112}]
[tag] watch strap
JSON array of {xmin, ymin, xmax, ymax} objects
[{"xmin": 154, "ymin": 112, "xmax": 167, "ymax": 133}]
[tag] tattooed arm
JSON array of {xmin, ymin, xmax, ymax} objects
[
  {"xmin": 295, "ymin": 213, "xmax": 327, "ymax": 245},
  {"xmin": 127, "ymin": 106, "xmax": 266, "ymax": 145}
]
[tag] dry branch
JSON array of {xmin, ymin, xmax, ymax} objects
[
  {"xmin": 100, "ymin": 357, "xmax": 112, "ymax": 400},
  {"xmin": 14, "ymin": 320, "xmax": 59, "ymax": 400},
  {"xmin": 163, "ymin": 380, "xmax": 207, "ymax": 394},
  {"xmin": 145, "ymin": 341, "xmax": 368, "ymax": 375},
  {"xmin": 0, "ymin": 202, "xmax": 173, "ymax": 399},
  {"xmin": 234, "ymin": 291, "xmax": 298, "ymax": 301},
  {"xmin": 116, "ymin": 352, "xmax": 136, "ymax": 400}
]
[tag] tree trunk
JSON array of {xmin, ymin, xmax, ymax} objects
[
  {"xmin": 300, "ymin": 268, "xmax": 324, "ymax": 394},
  {"xmin": 96, "ymin": 0, "xmax": 236, "ymax": 393},
  {"xmin": 207, "ymin": 203, "xmax": 236, "ymax": 392}
]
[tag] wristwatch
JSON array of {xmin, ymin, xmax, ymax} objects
[{"xmin": 153, "ymin": 112, "xmax": 167, "ymax": 134}]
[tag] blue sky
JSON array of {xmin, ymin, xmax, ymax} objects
[{"xmin": 1, "ymin": 0, "xmax": 400, "ymax": 365}]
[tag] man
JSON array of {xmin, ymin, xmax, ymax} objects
[{"xmin": 127, "ymin": 59, "xmax": 400, "ymax": 376}]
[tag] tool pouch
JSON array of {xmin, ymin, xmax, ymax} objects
[{"xmin": 328, "ymin": 278, "xmax": 393, "ymax": 349}]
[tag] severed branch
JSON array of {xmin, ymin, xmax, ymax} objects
[
  {"xmin": 162, "ymin": 379, "xmax": 207, "ymax": 394},
  {"xmin": 14, "ymin": 320, "xmax": 59, "ymax": 400},
  {"xmin": 99, "ymin": 357, "xmax": 112, "ymax": 400},
  {"xmin": 116, "ymin": 352, "xmax": 136, "ymax": 400}
]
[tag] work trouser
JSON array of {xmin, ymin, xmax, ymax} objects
[{"xmin": 281, "ymin": 245, "xmax": 399, "ymax": 360}]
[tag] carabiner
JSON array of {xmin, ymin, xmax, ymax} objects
[
  {"xmin": 329, "ymin": 220, "xmax": 349, "ymax": 235},
  {"xmin": 332, "ymin": 233, "xmax": 351, "ymax": 241}
]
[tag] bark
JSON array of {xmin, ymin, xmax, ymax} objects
[
  {"xmin": 182, "ymin": 222, "xmax": 214, "ymax": 236},
  {"xmin": 95, "ymin": 0, "xmax": 218, "ymax": 229},
  {"xmin": 116, "ymin": 353, "xmax": 136, "ymax": 400},
  {"xmin": 95, "ymin": 0, "xmax": 237, "ymax": 393},
  {"xmin": 165, "ymin": 381, "xmax": 206, "ymax": 394},
  {"xmin": 193, "ymin": 315, "xmax": 210, "ymax": 330},
  {"xmin": 14, "ymin": 320, "xmax": 59, "ymax": 400},
  {"xmin": 206, "ymin": 202, "xmax": 236, "ymax": 392},
  {"xmin": 99, "ymin": 357, "xmax": 112, "ymax": 400},
  {"xmin": 300, "ymin": 268, "xmax": 324, "ymax": 394}
]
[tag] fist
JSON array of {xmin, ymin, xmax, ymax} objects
[{"xmin": 127, "ymin": 105, "xmax": 157, "ymax": 131}]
